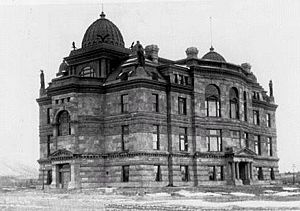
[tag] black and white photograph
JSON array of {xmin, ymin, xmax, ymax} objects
[{"xmin": 0, "ymin": 0, "xmax": 300, "ymax": 210}]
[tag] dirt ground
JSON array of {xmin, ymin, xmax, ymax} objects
[{"xmin": 1, "ymin": 185, "xmax": 300, "ymax": 210}]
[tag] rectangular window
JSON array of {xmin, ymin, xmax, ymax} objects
[
  {"xmin": 179, "ymin": 75, "xmax": 184, "ymax": 85},
  {"xmin": 266, "ymin": 113, "xmax": 271, "ymax": 127},
  {"xmin": 231, "ymin": 130, "xmax": 240, "ymax": 147},
  {"xmin": 47, "ymin": 108, "xmax": 51, "ymax": 124},
  {"xmin": 205, "ymin": 100, "xmax": 220, "ymax": 117},
  {"xmin": 253, "ymin": 110, "xmax": 260, "ymax": 125},
  {"xmin": 208, "ymin": 166, "xmax": 224, "ymax": 181},
  {"xmin": 230, "ymin": 102, "xmax": 238, "ymax": 119},
  {"xmin": 208, "ymin": 166, "xmax": 215, "ymax": 181},
  {"xmin": 270, "ymin": 168, "xmax": 275, "ymax": 180},
  {"xmin": 254, "ymin": 135, "xmax": 261, "ymax": 155},
  {"xmin": 154, "ymin": 165, "xmax": 162, "ymax": 182},
  {"xmin": 122, "ymin": 165, "xmax": 129, "ymax": 182},
  {"xmin": 184, "ymin": 76, "xmax": 189, "ymax": 85},
  {"xmin": 122, "ymin": 125, "xmax": 129, "ymax": 151},
  {"xmin": 121, "ymin": 94, "xmax": 128, "ymax": 113},
  {"xmin": 174, "ymin": 74, "xmax": 178, "ymax": 83},
  {"xmin": 152, "ymin": 125, "xmax": 160, "ymax": 150},
  {"xmin": 242, "ymin": 132, "xmax": 249, "ymax": 148},
  {"xmin": 267, "ymin": 137, "xmax": 273, "ymax": 156},
  {"xmin": 257, "ymin": 167, "xmax": 264, "ymax": 180},
  {"xmin": 47, "ymin": 135, "xmax": 52, "ymax": 157},
  {"xmin": 253, "ymin": 92, "xmax": 260, "ymax": 100},
  {"xmin": 178, "ymin": 97, "xmax": 187, "ymax": 115},
  {"xmin": 180, "ymin": 165, "xmax": 189, "ymax": 182},
  {"xmin": 152, "ymin": 94, "xmax": 159, "ymax": 112},
  {"xmin": 179, "ymin": 127, "xmax": 188, "ymax": 151},
  {"xmin": 244, "ymin": 91, "xmax": 247, "ymax": 121},
  {"xmin": 206, "ymin": 129, "xmax": 222, "ymax": 152}
]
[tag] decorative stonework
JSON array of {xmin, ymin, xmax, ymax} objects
[{"xmin": 37, "ymin": 11, "xmax": 279, "ymax": 189}]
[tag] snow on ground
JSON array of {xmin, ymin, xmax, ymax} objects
[
  {"xmin": 273, "ymin": 191, "xmax": 300, "ymax": 196},
  {"xmin": 174, "ymin": 190, "xmax": 222, "ymax": 197},
  {"xmin": 146, "ymin": 192, "xmax": 171, "ymax": 197},
  {"xmin": 283, "ymin": 187, "xmax": 300, "ymax": 191},
  {"xmin": 2, "ymin": 187, "xmax": 300, "ymax": 210},
  {"xmin": 163, "ymin": 199, "xmax": 300, "ymax": 208},
  {"xmin": 230, "ymin": 192, "xmax": 255, "ymax": 197},
  {"xmin": 264, "ymin": 190, "xmax": 277, "ymax": 194}
]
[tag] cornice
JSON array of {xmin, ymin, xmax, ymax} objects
[{"xmin": 252, "ymin": 99, "xmax": 278, "ymax": 111}]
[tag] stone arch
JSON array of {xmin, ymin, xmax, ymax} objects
[
  {"xmin": 205, "ymin": 84, "xmax": 221, "ymax": 117},
  {"xmin": 56, "ymin": 110, "xmax": 71, "ymax": 136}
]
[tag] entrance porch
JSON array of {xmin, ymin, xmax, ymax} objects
[{"xmin": 226, "ymin": 147, "xmax": 256, "ymax": 185}]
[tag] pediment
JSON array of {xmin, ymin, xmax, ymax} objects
[
  {"xmin": 235, "ymin": 147, "xmax": 257, "ymax": 156},
  {"xmin": 50, "ymin": 149, "xmax": 73, "ymax": 158}
]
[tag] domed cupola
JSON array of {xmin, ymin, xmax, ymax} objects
[
  {"xmin": 56, "ymin": 60, "xmax": 69, "ymax": 77},
  {"xmin": 202, "ymin": 46, "xmax": 226, "ymax": 62},
  {"xmin": 81, "ymin": 12, "xmax": 125, "ymax": 48}
]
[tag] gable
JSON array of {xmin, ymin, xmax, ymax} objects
[
  {"xmin": 235, "ymin": 147, "xmax": 257, "ymax": 156},
  {"xmin": 50, "ymin": 149, "xmax": 73, "ymax": 158}
]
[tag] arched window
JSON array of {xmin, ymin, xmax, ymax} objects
[
  {"xmin": 57, "ymin": 110, "xmax": 71, "ymax": 136},
  {"xmin": 205, "ymin": 84, "xmax": 220, "ymax": 117},
  {"xmin": 79, "ymin": 66, "xmax": 95, "ymax": 77},
  {"xmin": 229, "ymin": 87, "xmax": 239, "ymax": 119}
]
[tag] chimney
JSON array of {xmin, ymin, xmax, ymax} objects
[{"xmin": 145, "ymin": 45, "xmax": 159, "ymax": 63}]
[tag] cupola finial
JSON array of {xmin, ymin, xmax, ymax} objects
[
  {"xmin": 210, "ymin": 16, "xmax": 213, "ymax": 50},
  {"xmin": 100, "ymin": 3, "xmax": 105, "ymax": 18}
]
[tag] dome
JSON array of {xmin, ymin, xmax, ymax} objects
[
  {"xmin": 202, "ymin": 47, "xmax": 226, "ymax": 62},
  {"xmin": 82, "ymin": 12, "xmax": 125, "ymax": 48},
  {"xmin": 56, "ymin": 60, "xmax": 68, "ymax": 77},
  {"xmin": 58, "ymin": 60, "xmax": 68, "ymax": 73}
]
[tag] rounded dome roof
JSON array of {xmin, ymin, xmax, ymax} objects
[
  {"xmin": 58, "ymin": 60, "xmax": 68, "ymax": 73},
  {"xmin": 82, "ymin": 12, "xmax": 125, "ymax": 48},
  {"xmin": 202, "ymin": 47, "xmax": 226, "ymax": 62}
]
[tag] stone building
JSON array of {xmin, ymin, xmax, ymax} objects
[{"xmin": 37, "ymin": 11, "xmax": 279, "ymax": 189}]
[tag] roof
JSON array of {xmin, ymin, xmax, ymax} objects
[
  {"xmin": 81, "ymin": 12, "xmax": 125, "ymax": 48},
  {"xmin": 202, "ymin": 46, "xmax": 226, "ymax": 62}
]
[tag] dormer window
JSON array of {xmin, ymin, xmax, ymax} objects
[
  {"xmin": 79, "ymin": 66, "xmax": 95, "ymax": 77},
  {"xmin": 174, "ymin": 73, "xmax": 189, "ymax": 85}
]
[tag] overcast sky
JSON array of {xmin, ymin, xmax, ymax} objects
[{"xmin": 0, "ymin": 0, "xmax": 299, "ymax": 173}]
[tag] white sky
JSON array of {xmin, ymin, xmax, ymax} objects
[{"xmin": 0, "ymin": 0, "xmax": 299, "ymax": 173}]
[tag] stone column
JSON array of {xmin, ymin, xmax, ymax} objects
[
  {"xmin": 50, "ymin": 165, "xmax": 58, "ymax": 188},
  {"xmin": 235, "ymin": 162, "xmax": 240, "ymax": 179},
  {"xmin": 249, "ymin": 163, "xmax": 253, "ymax": 179},
  {"xmin": 68, "ymin": 163, "xmax": 75, "ymax": 189},
  {"xmin": 106, "ymin": 59, "xmax": 111, "ymax": 75},
  {"xmin": 231, "ymin": 162, "xmax": 235, "ymax": 180},
  {"xmin": 248, "ymin": 163, "xmax": 252, "ymax": 179},
  {"xmin": 245, "ymin": 163, "xmax": 249, "ymax": 179},
  {"xmin": 100, "ymin": 59, "xmax": 106, "ymax": 78},
  {"xmin": 68, "ymin": 162, "xmax": 80, "ymax": 189}
]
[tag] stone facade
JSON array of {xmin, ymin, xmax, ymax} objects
[{"xmin": 37, "ymin": 12, "xmax": 279, "ymax": 189}]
